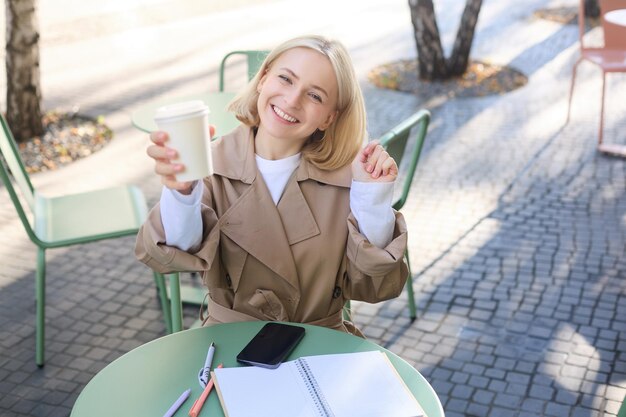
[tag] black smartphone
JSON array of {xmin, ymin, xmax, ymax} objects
[{"xmin": 236, "ymin": 323, "xmax": 305, "ymax": 369}]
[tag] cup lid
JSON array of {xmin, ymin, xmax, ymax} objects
[{"xmin": 154, "ymin": 100, "xmax": 210, "ymax": 122}]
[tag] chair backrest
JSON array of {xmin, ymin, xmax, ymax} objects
[
  {"xmin": 219, "ymin": 50, "xmax": 270, "ymax": 92},
  {"xmin": 0, "ymin": 114, "xmax": 39, "ymax": 242},
  {"xmin": 379, "ymin": 109, "xmax": 430, "ymax": 211},
  {"xmin": 600, "ymin": 0, "xmax": 626, "ymax": 48}
]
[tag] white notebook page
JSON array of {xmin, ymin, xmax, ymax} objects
[
  {"xmin": 212, "ymin": 350, "xmax": 426, "ymax": 417},
  {"xmin": 303, "ymin": 351, "xmax": 425, "ymax": 417},
  {"xmin": 213, "ymin": 364, "xmax": 318, "ymax": 417}
]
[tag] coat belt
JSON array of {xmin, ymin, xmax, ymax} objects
[{"xmin": 202, "ymin": 296, "xmax": 363, "ymax": 337}]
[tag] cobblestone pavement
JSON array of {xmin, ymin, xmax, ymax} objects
[{"xmin": 0, "ymin": 0, "xmax": 625, "ymax": 416}]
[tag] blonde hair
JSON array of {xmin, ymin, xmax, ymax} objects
[{"xmin": 228, "ymin": 35, "xmax": 366, "ymax": 171}]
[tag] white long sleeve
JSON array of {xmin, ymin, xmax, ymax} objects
[
  {"xmin": 160, "ymin": 182, "xmax": 204, "ymax": 251},
  {"xmin": 350, "ymin": 181, "xmax": 396, "ymax": 248}
]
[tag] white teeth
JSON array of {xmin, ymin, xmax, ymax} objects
[{"xmin": 272, "ymin": 105, "xmax": 298, "ymax": 123}]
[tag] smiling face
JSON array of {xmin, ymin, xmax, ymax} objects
[{"xmin": 254, "ymin": 47, "xmax": 339, "ymax": 158}]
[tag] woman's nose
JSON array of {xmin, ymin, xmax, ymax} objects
[{"xmin": 284, "ymin": 88, "xmax": 303, "ymax": 109}]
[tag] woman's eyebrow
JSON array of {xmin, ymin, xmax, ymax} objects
[{"xmin": 279, "ymin": 67, "xmax": 329, "ymax": 98}]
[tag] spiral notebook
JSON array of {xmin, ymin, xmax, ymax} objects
[{"xmin": 211, "ymin": 350, "xmax": 426, "ymax": 417}]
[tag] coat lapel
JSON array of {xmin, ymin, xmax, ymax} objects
[
  {"xmin": 220, "ymin": 177, "xmax": 300, "ymax": 289},
  {"xmin": 275, "ymin": 150, "xmax": 352, "ymax": 246},
  {"xmin": 277, "ymin": 175, "xmax": 320, "ymax": 245},
  {"xmin": 213, "ymin": 126, "xmax": 299, "ymax": 289}
]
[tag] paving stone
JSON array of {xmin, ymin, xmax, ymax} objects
[
  {"xmin": 489, "ymin": 407, "xmax": 520, "ymax": 417},
  {"xmin": 506, "ymin": 383, "xmax": 529, "ymax": 397},
  {"xmin": 546, "ymin": 402, "xmax": 573, "ymax": 416},
  {"xmin": 571, "ymin": 407, "xmax": 600, "ymax": 417},
  {"xmin": 468, "ymin": 375, "xmax": 490, "ymax": 389},
  {"xmin": 555, "ymin": 389, "xmax": 580, "ymax": 406},
  {"xmin": 519, "ymin": 412, "xmax": 541, "ymax": 417},
  {"xmin": 493, "ymin": 393, "xmax": 523, "ymax": 409},
  {"xmin": 522, "ymin": 398, "xmax": 547, "ymax": 414},
  {"xmin": 585, "ymin": 370, "xmax": 609, "ymax": 384},
  {"xmin": 605, "ymin": 400, "xmax": 623, "ymax": 415},
  {"xmin": 529, "ymin": 384, "xmax": 555, "ymax": 401},
  {"xmin": 506, "ymin": 372, "xmax": 531, "ymax": 386},
  {"xmin": 605, "ymin": 385, "xmax": 626, "ymax": 402},
  {"xmin": 445, "ymin": 398, "xmax": 470, "ymax": 414},
  {"xmin": 494, "ymin": 357, "xmax": 517, "ymax": 371},
  {"xmin": 488, "ymin": 379, "xmax": 508, "ymax": 394},
  {"xmin": 451, "ymin": 384, "xmax": 475, "ymax": 400},
  {"xmin": 485, "ymin": 368, "xmax": 506, "ymax": 380}
]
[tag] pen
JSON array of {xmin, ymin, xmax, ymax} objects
[
  {"xmin": 189, "ymin": 363, "xmax": 223, "ymax": 417},
  {"xmin": 198, "ymin": 342, "xmax": 215, "ymax": 387},
  {"xmin": 163, "ymin": 388, "xmax": 191, "ymax": 417}
]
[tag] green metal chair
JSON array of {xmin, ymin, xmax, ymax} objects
[
  {"xmin": 218, "ymin": 50, "xmax": 269, "ymax": 92},
  {"xmin": 0, "ymin": 114, "xmax": 182, "ymax": 366},
  {"xmin": 344, "ymin": 109, "xmax": 431, "ymax": 322}
]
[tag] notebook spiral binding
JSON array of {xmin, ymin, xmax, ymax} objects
[{"xmin": 295, "ymin": 358, "xmax": 336, "ymax": 417}]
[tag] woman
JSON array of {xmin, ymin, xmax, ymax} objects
[{"xmin": 135, "ymin": 35, "xmax": 408, "ymax": 335}]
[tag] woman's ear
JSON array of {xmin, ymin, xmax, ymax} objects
[{"xmin": 319, "ymin": 110, "xmax": 338, "ymax": 131}]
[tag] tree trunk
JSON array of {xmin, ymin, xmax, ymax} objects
[
  {"xmin": 5, "ymin": 0, "xmax": 44, "ymax": 142},
  {"xmin": 409, "ymin": 0, "xmax": 447, "ymax": 81},
  {"xmin": 409, "ymin": 0, "xmax": 483, "ymax": 81},
  {"xmin": 447, "ymin": 0, "xmax": 482, "ymax": 76},
  {"xmin": 584, "ymin": 0, "xmax": 600, "ymax": 18}
]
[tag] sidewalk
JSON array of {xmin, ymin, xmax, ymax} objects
[{"xmin": 1, "ymin": 0, "xmax": 625, "ymax": 416}]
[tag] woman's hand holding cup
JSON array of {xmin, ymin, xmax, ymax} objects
[{"xmin": 147, "ymin": 125, "xmax": 216, "ymax": 195}]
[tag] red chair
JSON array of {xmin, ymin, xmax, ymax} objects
[{"xmin": 566, "ymin": 0, "xmax": 626, "ymax": 156}]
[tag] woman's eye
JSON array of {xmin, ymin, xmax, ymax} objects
[
  {"xmin": 309, "ymin": 93, "xmax": 322, "ymax": 103},
  {"xmin": 278, "ymin": 74, "xmax": 291, "ymax": 83}
]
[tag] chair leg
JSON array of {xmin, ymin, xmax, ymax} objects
[
  {"xmin": 599, "ymin": 71, "xmax": 606, "ymax": 146},
  {"xmin": 36, "ymin": 248, "xmax": 46, "ymax": 367},
  {"xmin": 566, "ymin": 60, "xmax": 581, "ymax": 126},
  {"xmin": 169, "ymin": 273, "xmax": 183, "ymax": 333},
  {"xmin": 153, "ymin": 272, "xmax": 173, "ymax": 334},
  {"xmin": 405, "ymin": 248, "xmax": 417, "ymax": 321}
]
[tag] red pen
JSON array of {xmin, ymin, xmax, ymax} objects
[{"xmin": 189, "ymin": 363, "xmax": 223, "ymax": 417}]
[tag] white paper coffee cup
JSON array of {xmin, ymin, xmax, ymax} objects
[{"xmin": 154, "ymin": 100, "xmax": 212, "ymax": 182}]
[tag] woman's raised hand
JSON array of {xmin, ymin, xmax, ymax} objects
[
  {"xmin": 146, "ymin": 125, "xmax": 216, "ymax": 195},
  {"xmin": 351, "ymin": 141, "xmax": 398, "ymax": 183}
]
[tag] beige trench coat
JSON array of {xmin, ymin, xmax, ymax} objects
[{"xmin": 135, "ymin": 125, "xmax": 409, "ymax": 335}]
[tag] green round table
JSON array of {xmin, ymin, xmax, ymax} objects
[
  {"xmin": 71, "ymin": 322, "xmax": 444, "ymax": 417},
  {"xmin": 131, "ymin": 92, "xmax": 239, "ymax": 136}
]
